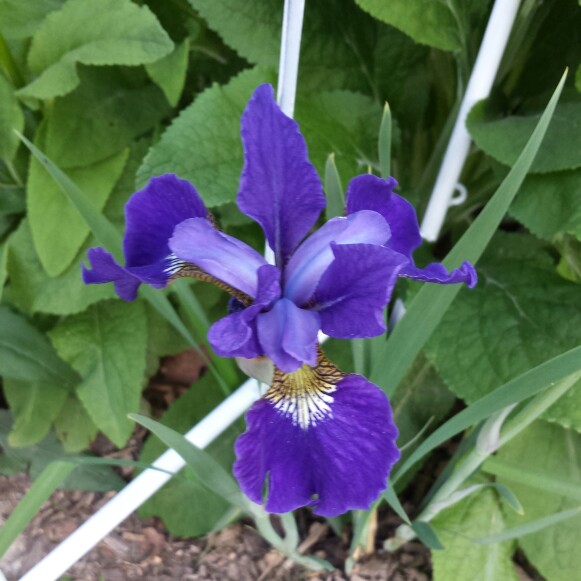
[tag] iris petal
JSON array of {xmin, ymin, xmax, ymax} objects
[
  {"xmin": 169, "ymin": 218, "xmax": 268, "ymax": 298},
  {"xmin": 284, "ymin": 210, "xmax": 391, "ymax": 306},
  {"xmin": 313, "ymin": 243, "xmax": 407, "ymax": 338},
  {"xmin": 234, "ymin": 354, "xmax": 400, "ymax": 516},
  {"xmin": 256, "ymin": 298, "xmax": 320, "ymax": 372},
  {"xmin": 237, "ymin": 84, "xmax": 325, "ymax": 265}
]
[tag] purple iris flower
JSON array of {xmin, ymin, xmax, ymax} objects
[{"xmin": 83, "ymin": 84, "xmax": 476, "ymax": 516}]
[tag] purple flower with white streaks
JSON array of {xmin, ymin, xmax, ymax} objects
[{"xmin": 83, "ymin": 84, "xmax": 476, "ymax": 516}]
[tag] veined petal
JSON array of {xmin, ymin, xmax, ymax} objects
[
  {"xmin": 237, "ymin": 84, "xmax": 325, "ymax": 266},
  {"xmin": 208, "ymin": 265, "xmax": 281, "ymax": 359},
  {"xmin": 233, "ymin": 353, "xmax": 400, "ymax": 516},
  {"xmin": 256, "ymin": 298, "xmax": 320, "ymax": 373},
  {"xmin": 169, "ymin": 218, "xmax": 268, "ymax": 298},
  {"xmin": 345, "ymin": 174, "xmax": 421, "ymax": 259},
  {"xmin": 401, "ymin": 260, "xmax": 477, "ymax": 288},
  {"xmin": 284, "ymin": 210, "xmax": 391, "ymax": 306},
  {"xmin": 82, "ymin": 248, "xmax": 141, "ymax": 301},
  {"xmin": 83, "ymin": 174, "xmax": 208, "ymax": 299},
  {"xmin": 124, "ymin": 174, "xmax": 208, "ymax": 269},
  {"xmin": 313, "ymin": 243, "xmax": 407, "ymax": 338}
]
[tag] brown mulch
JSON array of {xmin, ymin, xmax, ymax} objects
[{"xmin": 0, "ymin": 473, "xmax": 432, "ymax": 580}]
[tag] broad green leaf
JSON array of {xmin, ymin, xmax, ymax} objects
[
  {"xmin": 28, "ymin": 137, "xmax": 128, "ymax": 276},
  {"xmin": 19, "ymin": 0, "xmax": 173, "ymax": 99},
  {"xmin": 355, "ymin": 0, "xmax": 460, "ymax": 51},
  {"xmin": 6, "ymin": 220, "xmax": 115, "ymax": 315},
  {"xmin": 509, "ymin": 170, "xmax": 581, "ymax": 240},
  {"xmin": 392, "ymin": 345, "xmax": 581, "ymax": 484},
  {"xmin": 139, "ymin": 374, "xmax": 242, "ymax": 536},
  {"xmin": 54, "ymin": 395, "xmax": 98, "ymax": 453},
  {"xmin": 467, "ymin": 100, "xmax": 581, "ymax": 174},
  {"xmin": 3, "ymin": 379, "xmax": 68, "ymax": 447},
  {"xmin": 0, "ymin": 306, "xmax": 78, "ymax": 386},
  {"xmin": 0, "ymin": 0, "xmax": 64, "ymax": 40},
  {"xmin": 45, "ymin": 68, "xmax": 170, "ymax": 168},
  {"xmin": 493, "ymin": 422, "xmax": 581, "ymax": 581},
  {"xmin": 189, "ymin": 0, "xmax": 427, "ymax": 99},
  {"xmin": 369, "ymin": 71, "xmax": 567, "ymax": 396},
  {"xmin": 49, "ymin": 299, "xmax": 148, "ymax": 447},
  {"xmin": 137, "ymin": 67, "xmax": 275, "ymax": 205},
  {"xmin": 146, "ymin": 39, "xmax": 190, "ymax": 107},
  {"xmin": 132, "ymin": 413, "xmax": 248, "ymax": 512},
  {"xmin": 137, "ymin": 68, "xmax": 381, "ymax": 205},
  {"xmin": 0, "ymin": 411, "xmax": 124, "ymax": 490},
  {"xmin": 431, "ymin": 488, "xmax": 519, "ymax": 581},
  {"xmin": 0, "ymin": 72, "xmax": 23, "ymax": 161},
  {"xmin": 427, "ymin": 233, "xmax": 581, "ymax": 431},
  {"xmin": 0, "ymin": 460, "xmax": 74, "ymax": 559}
]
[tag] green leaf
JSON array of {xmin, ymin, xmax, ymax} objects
[
  {"xmin": 0, "ymin": 0, "xmax": 64, "ymax": 40},
  {"xmin": 509, "ymin": 170, "xmax": 581, "ymax": 240},
  {"xmin": 0, "ymin": 239, "xmax": 8, "ymax": 302},
  {"xmin": 369, "ymin": 71, "xmax": 567, "ymax": 397},
  {"xmin": 137, "ymin": 68, "xmax": 381, "ymax": 206},
  {"xmin": 49, "ymin": 299, "xmax": 148, "ymax": 447},
  {"xmin": 411, "ymin": 521, "xmax": 444, "ymax": 551},
  {"xmin": 355, "ymin": 0, "xmax": 460, "ymax": 51},
  {"xmin": 492, "ymin": 421, "xmax": 581, "ymax": 581},
  {"xmin": 45, "ymin": 68, "xmax": 170, "ymax": 168},
  {"xmin": 18, "ymin": 0, "xmax": 173, "ymax": 99},
  {"xmin": 6, "ymin": 219, "xmax": 116, "ymax": 315},
  {"xmin": 431, "ymin": 488, "xmax": 519, "ymax": 581},
  {"xmin": 28, "ymin": 132, "xmax": 128, "ymax": 276},
  {"xmin": 146, "ymin": 38, "xmax": 189, "ymax": 107},
  {"xmin": 0, "ymin": 305, "xmax": 78, "ymax": 386},
  {"xmin": 3, "ymin": 379, "xmax": 68, "ymax": 447},
  {"xmin": 0, "ymin": 71, "xmax": 23, "ymax": 161},
  {"xmin": 131, "ymin": 412, "xmax": 248, "ymax": 512},
  {"xmin": 54, "ymin": 395, "xmax": 98, "ymax": 453},
  {"xmin": 137, "ymin": 67, "xmax": 275, "ymax": 206},
  {"xmin": 467, "ymin": 100, "xmax": 581, "ymax": 174},
  {"xmin": 0, "ymin": 460, "xmax": 74, "ymax": 559},
  {"xmin": 392, "ymin": 345, "xmax": 581, "ymax": 484},
  {"xmin": 427, "ymin": 233, "xmax": 581, "ymax": 431},
  {"xmin": 139, "ymin": 374, "xmax": 242, "ymax": 536}
]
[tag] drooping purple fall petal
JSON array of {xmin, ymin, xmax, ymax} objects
[
  {"xmin": 401, "ymin": 261, "xmax": 477, "ymax": 287},
  {"xmin": 256, "ymin": 298, "xmax": 320, "ymax": 372},
  {"xmin": 208, "ymin": 265, "xmax": 281, "ymax": 359},
  {"xmin": 313, "ymin": 243, "xmax": 407, "ymax": 338},
  {"xmin": 283, "ymin": 210, "xmax": 391, "ymax": 306},
  {"xmin": 169, "ymin": 217, "xmax": 268, "ymax": 298},
  {"xmin": 234, "ymin": 371, "xmax": 400, "ymax": 517},
  {"xmin": 237, "ymin": 84, "xmax": 325, "ymax": 266}
]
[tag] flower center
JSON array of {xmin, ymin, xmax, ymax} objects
[{"xmin": 265, "ymin": 351, "xmax": 344, "ymax": 430}]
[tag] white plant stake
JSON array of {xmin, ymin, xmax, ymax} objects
[
  {"xmin": 18, "ymin": 2, "xmax": 307, "ymax": 580},
  {"xmin": 420, "ymin": 0, "xmax": 522, "ymax": 241}
]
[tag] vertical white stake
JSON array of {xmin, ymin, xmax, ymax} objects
[
  {"xmin": 420, "ymin": 0, "xmax": 522, "ymax": 242},
  {"xmin": 17, "ymin": 2, "xmax": 307, "ymax": 580}
]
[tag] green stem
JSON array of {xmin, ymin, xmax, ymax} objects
[{"xmin": 0, "ymin": 33, "xmax": 24, "ymax": 88}]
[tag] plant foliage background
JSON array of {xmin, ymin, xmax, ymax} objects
[{"xmin": 1, "ymin": 0, "xmax": 581, "ymax": 578}]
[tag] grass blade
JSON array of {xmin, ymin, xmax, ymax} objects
[
  {"xmin": 472, "ymin": 507, "xmax": 581, "ymax": 545},
  {"xmin": 370, "ymin": 71, "xmax": 567, "ymax": 396},
  {"xmin": 392, "ymin": 345, "xmax": 581, "ymax": 483},
  {"xmin": 379, "ymin": 102, "xmax": 392, "ymax": 179},
  {"xmin": 0, "ymin": 461, "xmax": 75, "ymax": 558},
  {"xmin": 324, "ymin": 153, "xmax": 344, "ymax": 220}
]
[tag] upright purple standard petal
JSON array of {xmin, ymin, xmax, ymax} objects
[
  {"xmin": 313, "ymin": 244, "xmax": 407, "ymax": 338},
  {"xmin": 208, "ymin": 265, "xmax": 281, "ymax": 360},
  {"xmin": 237, "ymin": 84, "xmax": 325, "ymax": 265},
  {"xmin": 169, "ymin": 218, "xmax": 268, "ymax": 298},
  {"xmin": 284, "ymin": 210, "xmax": 391, "ymax": 306},
  {"xmin": 256, "ymin": 298, "xmax": 320, "ymax": 372},
  {"xmin": 234, "ymin": 365, "xmax": 400, "ymax": 517},
  {"xmin": 83, "ymin": 174, "xmax": 208, "ymax": 300}
]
